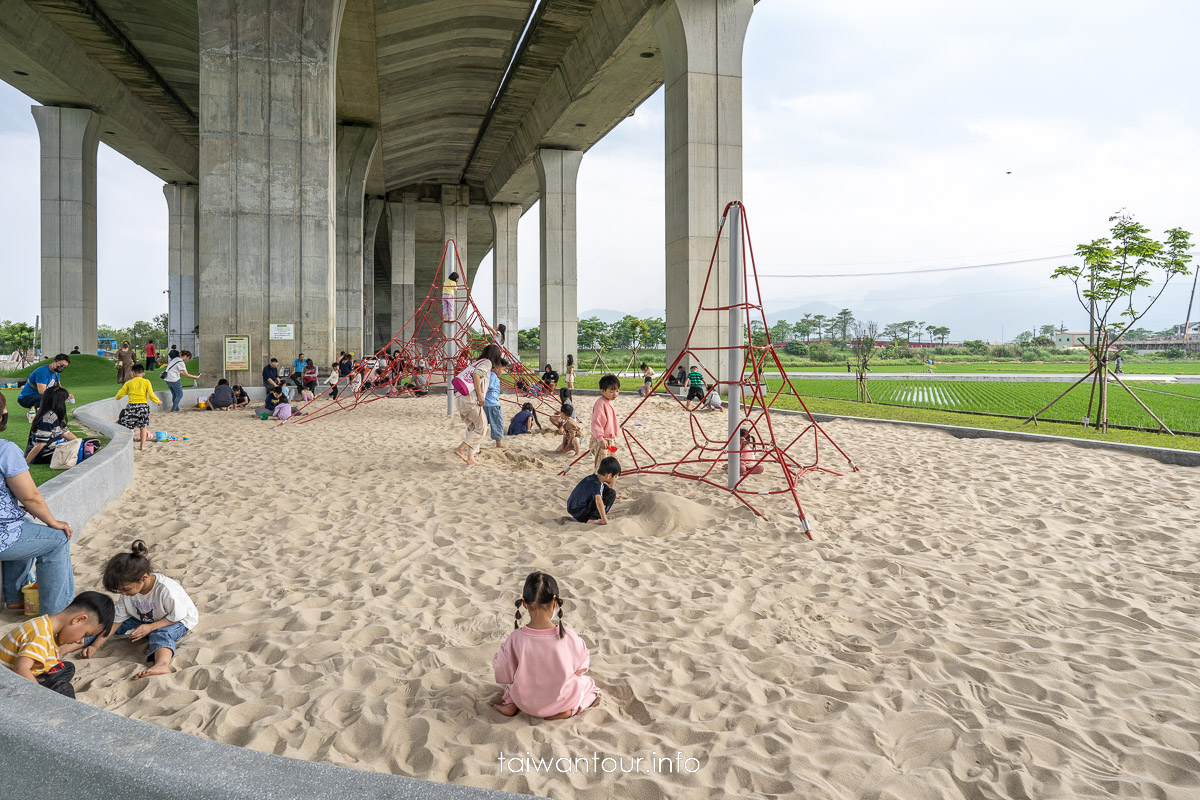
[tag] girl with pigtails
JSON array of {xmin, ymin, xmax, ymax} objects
[{"xmin": 491, "ymin": 572, "xmax": 600, "ymax": 720}]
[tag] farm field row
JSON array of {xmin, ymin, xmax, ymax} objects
[{"xmin": 773, "ymin": 378, "xmax": 1200, "ymax": 434}]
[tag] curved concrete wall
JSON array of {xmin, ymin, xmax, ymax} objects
[{"xmin": 7, "ymin": 389, "xmax": 533, "ymax": 800}]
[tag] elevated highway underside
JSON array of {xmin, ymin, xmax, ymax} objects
[{"xmin": 1, "ymin": 0, "xmax": 752, "ymax": 381}]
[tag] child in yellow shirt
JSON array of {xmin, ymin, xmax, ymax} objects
[
  {"xmin": 116, "ymin": 364, "xmax": 161, "ymax": 451},
  {"xmin": 0, "ymin": 591, "xmax": 114, "ymax": 698}
]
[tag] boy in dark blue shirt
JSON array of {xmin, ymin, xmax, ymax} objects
[{"xmin": 567, "ymin": 456, "xmax": 620, "ymax": 525}]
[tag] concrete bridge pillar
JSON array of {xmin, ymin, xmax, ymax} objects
[
  {"xmin": 489, "ymin": 203, "xmax": 520, "ymax": 352},
  {"xmin": 197, "ymin": 0, "xmax": 346, "ymax": 381},
  {"xmin": 535, "ymin": 149, "xmax": 582, "ymax": 372},
  {"xmin": 164, "ymin": 183, "xmax": 199, "ymax": 355},
  {"xmin": 655, "ymin": 0, "xmax": 753, "ymax": 379},
  {"xmin": 334, "ymin": 124, "xmax": 378, "ymax": 358},
  {"xmin": 441, "ymin": 185, "xmax": 469, "ymax": 345},
  {"xmin": 387, "ymin": 192, "xmax": 418, "ymax": 341},
  {"xmin": 363, "ymin": 196, "xmax": 384, "ymax": 351},
  {"xmin": 32, "ymin": 106, "xmax": 99, "ymax": 358}
]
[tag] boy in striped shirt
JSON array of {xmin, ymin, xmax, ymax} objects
[{"xmin": 0, "ymin": 591, "xmax": 114, "ymax": 698}]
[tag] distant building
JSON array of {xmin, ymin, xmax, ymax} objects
[
  {"xmin": 1055, "ymin": 331, "xmax": 1092, "ymax": 349},
  {"xmin": 1173, "ymin": 322, "xmax": 1200, "ymax": 336}
]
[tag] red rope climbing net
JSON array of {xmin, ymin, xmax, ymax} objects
[
  {"xmin": 286, "ymin": 240, "xmax": 558, "ymax": 426},
  {"xmin": 560, "ymin": 202, "xmax": 858, "ymax": 537}
]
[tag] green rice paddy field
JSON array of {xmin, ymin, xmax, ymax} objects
[{"xmin": 773, "ymin": 378, "xmax": 1200, "ymax": 434}]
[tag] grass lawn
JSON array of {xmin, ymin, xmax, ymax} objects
[
  {"xmin": 567, "ymin": 374, "xmax": 1200, "ymax": 454},
  {"xmin": 1, "ymin": 355, "xmax": 199, "ymax": 485},
  {"xmin": 528, "ymin": 350, "xmax": 1200, "ymax": 375}
]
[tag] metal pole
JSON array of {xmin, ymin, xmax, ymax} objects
[
  {"xmin": 727, "ymin": 203, "xmax": 742, "ymax": 488},
  {"xmin": 445, "ymin": 239, "xmax": 456, "ymax": 417}
]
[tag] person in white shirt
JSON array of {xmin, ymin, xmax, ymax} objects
[
  {"xmin": 80, "ymin": 539, "xmax": 199, "ymax": 680},
  {"xmin": 163, "ymin": 349, "xmax": 201, "ymax": 412}
]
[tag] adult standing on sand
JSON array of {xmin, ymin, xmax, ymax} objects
[
  {"xmin": 453, "ymin": 344, "xmax": 502, "ymax": 466},
  {"xmin": 115, "ymin": 341, "xmax": 135, "ymax": 384}
]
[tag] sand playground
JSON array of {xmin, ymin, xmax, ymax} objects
[{"xmin": 4, "ymin": 393, "xmax": 1200, "ymax": 799}]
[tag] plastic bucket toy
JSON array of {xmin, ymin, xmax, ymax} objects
[
  {"xmin": 21, "ymin": 582, "xmax": 38, "ymax": 616},
  {"xmin": 154, "ymin": 431, "xmax": 168, "ymax": 441},
  {"xmin": 197, "ymin": 401, "xmax": 207, "ymax": 409},
  {"xmin": 259, "ymin": 411, "xmax": 270, "ymax": 420}
]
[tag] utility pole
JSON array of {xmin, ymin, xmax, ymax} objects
[{"xmin": 1183, "ymin": 263, "xmax": 1199, "ymax": 347}]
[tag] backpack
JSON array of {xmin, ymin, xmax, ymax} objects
[{"xmin": 49, "ymin": 439, "xmax": 89, "ymax": 470}]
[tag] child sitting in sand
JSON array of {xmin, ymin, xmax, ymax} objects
[
  {"xmin": 271, "ymin": 393, "xmax": 293, "ymax": 420},
  {"xmin": 554, "ymin": 403, "xmax": 583, "ymax": 456},
  {"xmin": 0, "ymin": 591, "xmax": 114, "ymax": 698},
  {"xmin": 568, "ymin": 455, "xmax": 620, "ymax": 525},
  {"xmin": 506, "ymin": 402, "xmax": 541, "ymax": 435},
  {"xmin": 492, "ymin": 571, "xmax": 600, "ymax": 720},
  {"xmin": 548, "ymin": 402, "xmax": 575, "ymax": 434},
  {"xmin": 701, "ymin": 384, "xmax": 723, "ymax": 412},
  {"xmin": 81, "ymin": 540, "xmax": 199, "ymax": 680}
]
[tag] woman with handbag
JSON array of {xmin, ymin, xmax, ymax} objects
[{"xmin": 24, "ymin": 387, "xmax": 77, "ymax": 466}]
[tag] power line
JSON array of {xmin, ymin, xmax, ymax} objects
[
  {"xmin": 760, "ymin": 254, "xmax": 1073, "ymax": 279},
  {"xmin": 794, "ymin": 285, "xmax": 1060, "ymax": 305}
]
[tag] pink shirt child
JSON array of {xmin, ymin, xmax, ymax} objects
[
  {"xmin": 590, "ymin": 395, "xmax": 617, "ymax": 441},
  {"xmin": 493, "ymin": 626, "xmax": 600, "ymax": 718}
]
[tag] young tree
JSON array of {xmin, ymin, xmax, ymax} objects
[
  {"xmin": 1015, "ymin": 330, "xmax": 1034, "ymax": 346},
  {"xmin": 518, "ymin": 327, "xmax": 540, "ymax": 352},
  {"xmin": 748, "ymin": 320, "xmax": 768, "ymax": 346},
  {"xmin": 1027, "ymin": 210, "xmax": 1193, "ymax": 433},
  {"xmin": 850, "ymin": 320, "xmax": 879, "ymax": 402},
  {"xmin": 1038, "ymin": 324, "xmax": 1057, "ymax": 338}
]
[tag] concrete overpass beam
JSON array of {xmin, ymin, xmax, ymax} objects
[
  {"xmin": 363, "ymin": 195, "xmax": 384, "ymax": 351},
  {"xmin": 33, "ymin": 105, "xmax": 99, "ymax": 358},
  {"xmin": 387, "ymin": 192, "xmax": 418, "ymax": 341},
  {"xmin": 489, "ymin": 203, "xmax": 520, "ymax": 352},
  {"xmin": 536, "ymin": 149, "xmax": 582, "ymax": 373},
  {"xmin": 163, "ymin": 182, "xmax": 199, "ymax": 354},
  {"xmin": 334, "ymin": 123, "xmax": 379, "ymax": 358},
  {"xmin": 197, "ymin": 0, "xmax": 346, "ymax": 382},
  {"xmin": 655, "ymin": 0, "xmax": 753, "ymax": 378}
]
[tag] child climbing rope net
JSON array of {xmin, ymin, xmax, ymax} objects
[{"xmin": 286, "ymin": 240, "xmax": 558, "ymax": 426}]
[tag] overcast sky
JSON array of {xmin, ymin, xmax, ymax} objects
[{"xmin": 2, "ymin": 0, "xmax": 1198, "ymax": 341}]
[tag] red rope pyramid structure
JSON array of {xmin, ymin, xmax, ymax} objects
[
  {"xmin": 561, "ymin": 201, "xmax": 857, "ymax": 537},
  {"xmin": 287, "ymin": 240, "xmax": 557, "ymax": 426}
]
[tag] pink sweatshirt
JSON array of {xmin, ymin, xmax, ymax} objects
[
  {"xmin": 590, "ymin": 396, "xmax": 617, "ymax": 440},
  {"xmin": 493, "ymin": 626, "xmax": 600, "ymax": 718}
]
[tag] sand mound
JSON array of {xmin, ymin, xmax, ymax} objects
[{"xmin": 3, "ymin": 394, "xmax": 1197, "ymax": 799}]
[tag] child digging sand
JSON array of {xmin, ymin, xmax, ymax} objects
[
  {"xmin": 0, "ymin": 591, "xmax": 114, "ymax": 698},
  {"xmin": 568, "ymin": 456, "xmax": 620, "ymax": 525},
  {"xmin": 553, "ymin": 403, "xmax": 583, "ymax": 456},
  {"xmin": 116, "ymin": 364, "xmax": 160, "ymax": 451},
  {"xmin": 492, "ymin": 571, "xmax": 600, "ymax": 719},
  {"xmin": 81, "ymin": 540, "xmax": 199, "ymax": 680}
]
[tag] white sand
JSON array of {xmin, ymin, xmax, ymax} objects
[{"xmin": 6, "ymin": 394, "xmax": 1200, "ymax": 799}]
